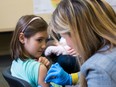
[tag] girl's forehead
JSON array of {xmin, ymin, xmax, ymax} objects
[{"xmin": 34, "ymin": 31, "xmax": 48, "ymax": 37}]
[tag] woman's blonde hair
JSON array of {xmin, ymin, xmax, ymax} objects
[
  {"xmin": 48, "ymin": 0, "xmax": 116, "ymax": 86},
  {"xmin": 49, "ymin": 0, "xmax": 116, "ymax": 62}
]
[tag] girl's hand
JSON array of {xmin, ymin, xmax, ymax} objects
[{"xmin": 38, "ymin": 57, "xmax": 50, "ymax": 68}]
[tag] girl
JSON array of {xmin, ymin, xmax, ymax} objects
[{"xmin": 10, "ymin": 15, "xmax": 50, "ymax": 87}]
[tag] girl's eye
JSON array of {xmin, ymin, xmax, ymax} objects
[{"xmin": 37, "ymin": 39, "xmax": 43, "ymax": 42}]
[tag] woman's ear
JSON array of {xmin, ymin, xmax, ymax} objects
[{"xmin": 19, "ymin": 33, "xmax": 25, "ymax": 44}]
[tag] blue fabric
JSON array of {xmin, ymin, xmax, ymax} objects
[
  {"xmin": 81, "ymin": 46, "xmax": 116, "ymax": 87},
  {"xmin": 11, "ymin": 58, "xmax": 40, "ymax": 87},
  {"xmin": 11, "ymin": 58, "xmax": 62, "ymax": 87}
]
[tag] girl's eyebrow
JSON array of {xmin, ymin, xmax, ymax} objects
[
  {"xmin": 37, "ymin": 37, "xmax": 44, "ymax": 38},
  {"xmin": 36, "ymin": 36, "xmax": 47, "ymax": 39}
]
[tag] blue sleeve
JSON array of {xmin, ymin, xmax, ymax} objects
[
  {"xmin": 25, "ymin": 60, "xmax": 40, "ymax": 86},
  {"xmin": 81, "ymin": 47, "xmax": 116, "ymax": 87},
  {"xmin": 81, "ymin": 64, "xmax": 113, "ymax": 87}
]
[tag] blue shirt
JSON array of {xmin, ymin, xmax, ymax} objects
[
  {"xmin": 81, "ymin": 46, "xmax": 116, "ymax": 87},
  {"xmin": 11, "ymin": 58, "xmax": 40, "ymax": 87},
  {"xmin": 11, "ymin": 58, "xmax": 62, "ymax": 87}
]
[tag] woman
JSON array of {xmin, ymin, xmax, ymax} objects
[{"xmin": 45, "ymin": 0, "xmax": 116, "ymax": 87}]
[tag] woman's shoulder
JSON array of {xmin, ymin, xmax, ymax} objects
[
  {"xmin": 83, "ymin": 46, "xmax": 116, "ymax": 66},
  {"xmin": 81, "ymin": 46, "xmax": 116, "ymax": 76}
]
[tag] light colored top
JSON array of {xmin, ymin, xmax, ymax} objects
[
  {"xmin": 11, "ymin": 58, "xmax": 40, "ymax": 87},
  {"xmin": 81, "ymin": 45, "xmax": 116, "ymax": 87},
  {"xmin": 11, "ymin": 58, "xmax": 62, "ymax": 87}
]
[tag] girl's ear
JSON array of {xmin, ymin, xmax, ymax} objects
[{"xmin": 19, "ymin": 33, "xmax": 25, "ymax": 44}]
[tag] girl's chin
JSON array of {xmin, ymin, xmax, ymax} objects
[
  {"xmin": 32, "ymin": 52, "xmax": 42, "ymax": 58},
  {"xmin": 36, "ymin": 54, "xmax": 42, "ymax": 58}
]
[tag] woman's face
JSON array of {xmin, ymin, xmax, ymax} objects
[
  {"xmin": 61, "ymin": 33, "xmax": 74, "ymax": 49},
  {"xmin": 23, "ymin": 31, "xmax": 48, "ymax": 58},
  {"xmin": 61, "ymin": 33, "xmax": 81, "ymax": 57}
]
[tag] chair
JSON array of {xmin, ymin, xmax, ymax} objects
[{"xmin": 2, "ymin": 66, "xmax": 32, "ymax": 87}]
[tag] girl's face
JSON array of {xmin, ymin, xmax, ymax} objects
[{"xmin": 23, "ymin": 31, "xmax": 48, "ymax": 58}]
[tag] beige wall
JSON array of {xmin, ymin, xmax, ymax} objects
[
  {"xmin": 0, "ymin": 0, "xmax": 52, "ymax": 55},
  {"xmin": 0, "ymin": 0, "xmax": 51, "ymax": 32}
]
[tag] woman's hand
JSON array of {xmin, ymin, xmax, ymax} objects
[
  {"xmin": 44, "ymin": 45, "xmax": 77, "ymax": 57},
  {"xmin": 45, "ymin": 63, "xmax": 72, "ymax": 85}
]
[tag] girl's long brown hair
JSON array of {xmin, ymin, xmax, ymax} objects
[{"xmin": 10, "ymin": 15, "xmax": 48, "ymax": 60}]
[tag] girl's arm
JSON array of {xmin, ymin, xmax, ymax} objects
[{"xmin": 38, "ymin": 64, "xmax": 50, "ymax": 87}]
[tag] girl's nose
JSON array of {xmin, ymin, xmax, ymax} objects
[{"xmin": 41, "ymin": 42, "xmax": 47, "ymax": 49}]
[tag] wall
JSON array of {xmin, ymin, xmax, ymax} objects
[
  {"xmin": 0, "ymin": 0, "xmax": 51, "ymax": 32},
  {"xmin": 0, "ymin": 0, "xmax": 51, "ymax": 55}
]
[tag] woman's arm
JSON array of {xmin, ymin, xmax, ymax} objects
[{"xmin": 86, "ymin": 68, "xmax": 113, "ymax": 87}]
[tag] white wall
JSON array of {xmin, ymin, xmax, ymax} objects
[{"xmin": 0, "ymin": 0, "xmax": 51, "ymax": 32}]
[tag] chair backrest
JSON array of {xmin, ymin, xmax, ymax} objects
[{"xmin": 2, "ymin": 66, "xmax": 32, "ymax": 87}]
